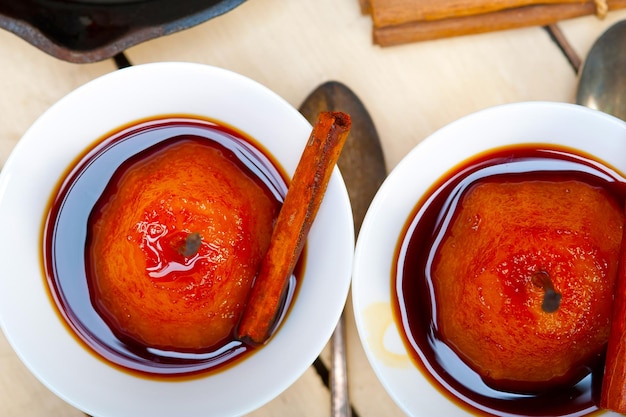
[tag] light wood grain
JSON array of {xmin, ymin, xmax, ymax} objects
[
  {"xmin": 125, "ymin": 0, "xmax": 579, "ymax": 170},
  {"xmin": 1, "ymin": 0, "xmax": 625, "ymax": 416},
  {"xmin": 0, "ymin": 34, "xmax": 115, "ymax": 166}
]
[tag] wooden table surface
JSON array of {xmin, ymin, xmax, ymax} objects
[{"xmin": 1, "ymin": 1, "xmax": 625, "ymax": 416}]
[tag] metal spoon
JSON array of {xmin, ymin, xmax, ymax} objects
[
  {"xmin": 576, "ymin": 20, "xmax": 626, "ymax": 416},
  {"xmin": 576, "ymin": 20, "xmax": 626, "ymax": 119},
  {"xmin": 299, "ymin": 81, "xmax": 387, "ymax": 417}
]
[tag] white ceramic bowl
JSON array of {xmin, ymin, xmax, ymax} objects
[
  {"xmin": 352, "ymin": 102, "xmax": 626, "ymax": 417},
  {"xmin": 0, "ymin": 62, "xmax": 354, "ymax": 417}
]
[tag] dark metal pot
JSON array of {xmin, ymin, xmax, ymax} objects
[{"xmin": 0, "ymin": 0, "xmax": 246, "ymax": 63}]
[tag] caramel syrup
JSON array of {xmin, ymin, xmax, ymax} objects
[{"xmin": 42, "ymin": 116, "xmax": 300, "ymax": 378}]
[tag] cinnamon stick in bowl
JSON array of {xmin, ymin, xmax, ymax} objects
[
  {"xmin": 601, "ymin": 216, "xmax": 626, "ymax": 414},
  {"xmin": 237, "ymin": 111, "xmax": 351, "ymax": 346}
]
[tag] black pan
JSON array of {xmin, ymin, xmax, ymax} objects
[{"xmin": 0, "ymin": 0, "xmax": 246, "ymax": 63}]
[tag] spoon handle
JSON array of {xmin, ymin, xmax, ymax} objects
[{"xmin": 331, "ymin": 312, "xmax": 351, "ymax": 417}]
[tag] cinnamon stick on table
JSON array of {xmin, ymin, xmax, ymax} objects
[
  {"xmin": 601, "ymin": 215, "xmax": 626, "ymax": 414},
  {"xmin": 236, "ymin": 111, "xmax": 351, "ymax": 346},
  {"xmin": 371, "ymin": 0, "xmax": 626, "ymax": 46},
  {"xmin": 359, "ymin": 0, "xmax": 372, "ymax": 15},
  {"xmin": 369, "ymin": 0, "xmax": 603, "ymax": 27}
]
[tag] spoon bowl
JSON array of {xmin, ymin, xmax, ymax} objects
[{"xmin": 576, "ymin": 20, "xmax": 626, "ymax": 119}]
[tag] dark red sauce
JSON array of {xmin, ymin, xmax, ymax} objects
[
  {"xmin": 42, "ymin": 116, "xmax": 301, "ymax": 378},
  {"xmin": 393, "ymin": 145, "xmax": 626, "ymax": 416}
]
